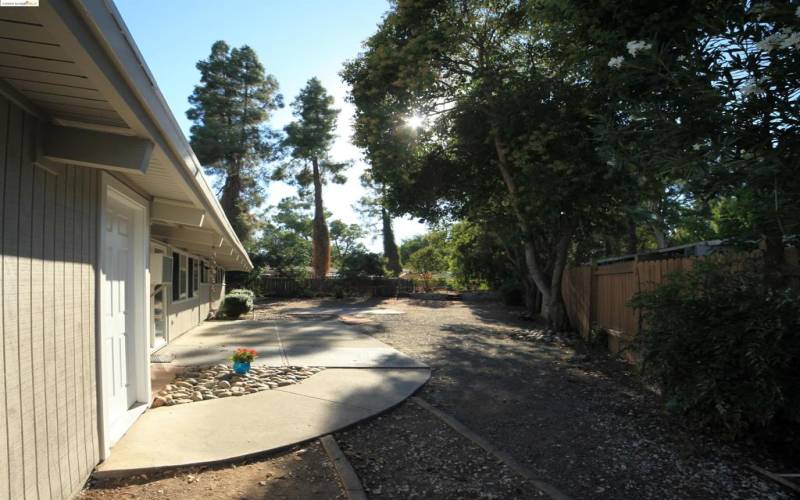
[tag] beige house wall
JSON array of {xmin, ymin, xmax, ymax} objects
[
  {"xmin": 164, "ymin": 256, "xmax": 226, "ymax": 342},
  {"xmin": 0, "ymin": 96, "xmax": 100, "ymax": 499},
  {"xmin": 0, "ymin": 95, "xmax": 228, "ymax": 499}
]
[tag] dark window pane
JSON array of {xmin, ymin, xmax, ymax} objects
[
  {"xmin": 180, "ymin": 255, "xmax": 187, "ymax": 298},
  {"xmin": 188, "ymin": 258, "xmax": 194, "ymax": 298},
  {"xmin": 172, "ymin": 252, "xmax": 180, "ymax": 301}
]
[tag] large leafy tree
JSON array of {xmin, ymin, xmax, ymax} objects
[
  {"xmin": 447, "ymin": 221, "xmax": 516, "ymax": 290},
  {"xmin": 277, "ymin": 78, "xmax": 348, "ymax": 278},
  {"xmin": 329, "ymin": 220, "xmax": 367, "ymax": 267},
  {"xmin": 187, "ymin": 41, "xmax": 282, "ymax": 244},
  {"xmin": 342, "ymin": 0, "xmax": 627, "ymax": 329},
  {"xmin": 547, "ymin": 0, "xmax": 800, "ymax": 283},
  {"xmin": 254, "ymin": 196, "xmax": 363, "ymax": 277},
  {"xmin": 255, "ymin": 197, "xmax": 313, "ymax": 277}
]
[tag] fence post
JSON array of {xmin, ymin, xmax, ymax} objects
[
  {"xmin": 634, "ymin": 254, "xmax": 642, "ymax": 337},
  {"xmin": 588, "ymin": 260, "xmax": 597, "ymax": 337}
]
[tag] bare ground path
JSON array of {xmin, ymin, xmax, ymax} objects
[{"xmin": 266, "ymin": 297, "xmax": 793, "ymax": 499}]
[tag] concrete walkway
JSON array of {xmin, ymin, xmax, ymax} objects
[
  {"xmin": 96, "ymin": 315, "xmax": 429, "ymax": 476},
  {"xmin": 152, "ymin": 317, "xmax": 426, "ymax": 368}
]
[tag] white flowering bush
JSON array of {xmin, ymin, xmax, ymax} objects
[
  {"xmin": 625, "ymin": 40, "xmax": 652, "ymax": 56},
  {"xmin": 607, "ymin": 55, "xmax": 624, "ymax": 69}
]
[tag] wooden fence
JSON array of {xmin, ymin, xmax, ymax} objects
[
  {"xmin": 561, "ymin": 247, "xmax": 799, "ymax": 355},
  {"xmin": 562, "ymin": 257, "xmax": 697, "ymax": 352},
  {"xmin": 561, "ymin": 257, "xmax": 696, "ymax": 354},
  {"xmin": 259, "ymin": 276, "xmax": 415, "ymax": 298}
]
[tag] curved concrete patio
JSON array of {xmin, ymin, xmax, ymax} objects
[{"xmin": 96, "ymin": 314, "xmax": 430, "ymax": 477}]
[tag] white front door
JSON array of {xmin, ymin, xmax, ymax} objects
[
  {"xmin": 102, "ymin": 195, "xmax": 135, "ymax": 431},
  {"xmin": 98, "ymin": 175, "xmax": 150, "ymax": 458}
]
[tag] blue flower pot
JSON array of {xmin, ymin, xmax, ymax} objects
[{"xmin": 233, "ymin": 361, "xmax": 251, "ymax": 375}]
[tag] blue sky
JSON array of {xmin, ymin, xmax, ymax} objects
[{"xmin": 115, "ymin": 0, "xmax": 426, "ymax": 250}]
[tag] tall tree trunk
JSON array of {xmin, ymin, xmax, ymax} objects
[
  {"xmin": 501, "ymin": 241, "xmax": 539, "ymax": 311},
  {"xmin": 382, "ymin": 207, "xmax": 402, "ymax": 276},
  {"xmin": 521, "ymin": 274, "xmax": 541, "ymax": 314},
  {"xmin": 492, "ymin": 133, "xmax": 571, "ymax": 331},
  {"xmin": 522, "ymin": 237, "xmax": 570, "ymax": 331},
  {"xmin": 649, "ymin": 221, "xmax": 668, "ymax": 249},
  {"xmin": 311, "ymin": 158, "xmax": 331, "ymax": 278},
  {"xmin": 626, "ymin": 215, "xmax": 638, "ymax": 254},
  {"xmin": 220, "ymin": 166, "xmax": 246, "ymax": 242},
  {"xmin": 763, "ymin": 219, "xmax": 786, "ymax": 288}
]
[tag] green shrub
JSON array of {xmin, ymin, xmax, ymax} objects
[
  {"xmin": 631, "ymin": 257, "xmax": 800, "ymax": 439},
  {"xmin": 221, "ymin": 292, "xmax": 253, "ymax": 319},
  {"xmin": 228, "ymin": 288, "xmax": 255, "ymax": 299}
]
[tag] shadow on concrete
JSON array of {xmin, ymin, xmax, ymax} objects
[{"xmin": 156, "ymin": 315, "xmax": 417, "ymax": 368}]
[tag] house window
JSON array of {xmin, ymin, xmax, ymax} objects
[
  {"xmin": 201, "ymin": 263, "xmax": 208, "ymax": 284},
  {"xmin": 194, "ymin": 262, "xmax": 200, "ymax": 293},
  {"xmin": 188, "ymin": 258, "xmax": 195, "ymax": 298},
  {"xmin": 172, "ymin": 252, "xmax": 180, "ymax": 301},
  {"xmin": 179, "ymin": 254, "xmax": 187, "ymax": 299}
]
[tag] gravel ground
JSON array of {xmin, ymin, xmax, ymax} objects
[
  {"xmin": 336, "ymin": 401, "xmax": 545, "ymax": 499},
  {"xmin": 267, "ymin": 298, "xmax": 796, "ymax": 499},
  {"xmin": 81, "ymin": 443, "xmax": 344, "ymax": 500}
]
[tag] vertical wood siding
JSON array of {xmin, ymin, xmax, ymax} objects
[{"xmin": 0, "ymin": 96, "xmax": 99, "ymax": 499}]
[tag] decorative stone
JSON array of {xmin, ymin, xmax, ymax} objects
[{"xmin": 152, "ymin": 364, "xmax": 326, "ymax": 408}]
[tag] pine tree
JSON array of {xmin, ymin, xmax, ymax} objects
[
  {"xmin": 187, "ymin": 40, "xmax": 282, "ymax": 244},
  {"xmin": 277, "ymin": 78, "xmax": 348, "ymax": 278}
]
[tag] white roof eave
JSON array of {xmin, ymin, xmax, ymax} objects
[{"xmin": 47, "ymin": 0, "xmax": 252, "ymax": 271}]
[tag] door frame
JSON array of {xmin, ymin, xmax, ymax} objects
[
  {"xmin": 97, "ymin": 172, "xmax": 151, "ymax": 460},
  {"xmin": 149, "ymin": 241, "xmax": 170, "ymax": 351}
]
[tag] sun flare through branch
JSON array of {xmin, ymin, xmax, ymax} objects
[{"xmin": 404, "ymin": 113, "xmax": 425, "ymax": 129}]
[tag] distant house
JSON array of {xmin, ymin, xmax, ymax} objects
[{"xmin": 0, "ymin": 1, "xmax": 252, "ymax": 498}]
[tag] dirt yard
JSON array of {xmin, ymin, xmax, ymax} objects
[
  {"xmin": 267, "ymin": 297, "xmax": 795, "ymax": 499},
  {"xmin": 80, "ymin": 443, "xmax": 344, "ymax": 500},
  {"xmin": 81, "ymin": 297, "xmax": 795, "ymax": 499}
]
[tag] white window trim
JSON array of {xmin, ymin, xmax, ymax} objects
[
  {"xmin": 170, "ymin": 248, "xmax": 209, "ymax": 303},
  {"xmin": 179, "ymin": 254, "xmax": 188, "ymax": 300},
  {"xmin": 191, "ymin": 257, "xmax": 199, "ymax": 295}
]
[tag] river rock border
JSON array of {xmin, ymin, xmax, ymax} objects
[{"xmin": 152, "ymin": 365, "xmax": 325, "ymax": 408}]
